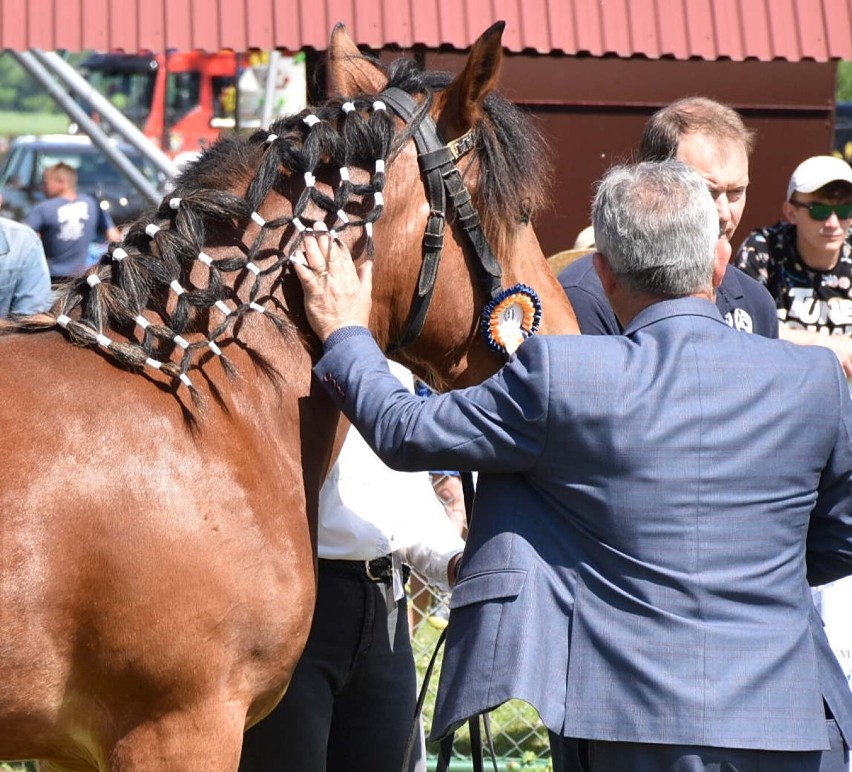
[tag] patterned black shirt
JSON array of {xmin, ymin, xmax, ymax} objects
[{"xmin": 734, "ymin": 221, "xmax": 852, "ymax": 335}]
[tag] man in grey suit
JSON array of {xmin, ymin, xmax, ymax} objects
[{"xmin": 293, "ymin": 160, "xmax": 852, "ymax": 771}]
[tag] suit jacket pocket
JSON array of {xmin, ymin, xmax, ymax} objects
[{"xmin": 449, "ymin": 568, "xmax": 527, "ymax": 609}]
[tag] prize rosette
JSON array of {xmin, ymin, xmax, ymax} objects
[{"xmin": 480, "ymin": 283, "xmax": 542, "ymax": 356}]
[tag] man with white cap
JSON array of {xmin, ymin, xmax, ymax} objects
[{"xmin": 735, "ymin": 155, "xmax": 852, "ymax": 373}]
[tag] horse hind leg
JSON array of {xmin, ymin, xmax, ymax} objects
[{"xmin": 102, "ymin": 706, "xmax": 246, "ymax": 772}]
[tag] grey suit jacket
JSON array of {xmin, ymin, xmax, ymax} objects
[{"xmin": 314, "ymin": 297, "xmax": 852, "ymax": 752}]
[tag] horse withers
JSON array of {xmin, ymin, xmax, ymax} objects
[{"xmin": 0, "ymin": 22, "xmax": 577, "ymax": 771}]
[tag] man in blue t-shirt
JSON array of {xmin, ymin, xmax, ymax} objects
[
  {"xmin": 559, "ymin": 97, "xmax": 778, "ymax": 340},
  {"xmin": 24, "ymin": 162, "xmax": 121, "ymax": 280}
]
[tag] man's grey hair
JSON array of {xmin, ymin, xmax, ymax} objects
[{"xmin": 592, "ymin": 160, "xmax": 719, "ymax": 298}]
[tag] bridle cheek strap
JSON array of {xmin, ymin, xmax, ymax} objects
[{"xmin": 380, "ymin": 86, "xmax": 503, "ymax": 354}]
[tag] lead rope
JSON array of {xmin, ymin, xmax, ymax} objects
[{"xmin": 401, "ymin": 471, "xmax": 497, "ymax": 772}]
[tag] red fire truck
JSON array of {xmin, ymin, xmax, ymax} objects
[{"xmin": 79, "ymin": 50, "xmax": 238, "ymax": 158}]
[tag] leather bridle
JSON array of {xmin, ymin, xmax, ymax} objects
[{"xmin": 379, "ymin": 87, "xmax": 507, "ymax": 354}]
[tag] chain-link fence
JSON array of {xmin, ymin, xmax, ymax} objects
[{"xmin": 409, "ymin": 571, "xmax": 553, "ymax": 772}]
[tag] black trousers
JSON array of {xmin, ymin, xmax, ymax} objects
[
  {"xmin": 239, "ymin": 558, "xmax": 422, "ymax": 772},
  {"xmin": 550, "ymin": 721, "xmax": 848, "ymax": 772}
]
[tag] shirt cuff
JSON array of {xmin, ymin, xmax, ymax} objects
[{"xmin": 323, "ymin": 325, "xmax": 372, "ymax": 353}]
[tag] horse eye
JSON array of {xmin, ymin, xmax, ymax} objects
[{"xmin": 519, "ymin": 210, "xmax": 531, "ymax": 225}]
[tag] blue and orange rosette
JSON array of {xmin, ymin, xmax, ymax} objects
[{"xmin": 480, "ymin": 283, "xmax": 542, "ymax": 356}]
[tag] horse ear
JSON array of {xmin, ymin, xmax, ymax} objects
[
  {"xmin": 436, "ymin": 21, "xmax": 506, "ymax": 139},
  {"xmin": 327, "ymin": 22, "xmax": 388, "ymax": 97}
]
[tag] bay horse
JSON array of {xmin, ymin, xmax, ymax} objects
[{"xmin": 0, "ymin": 22, "xmax": 577, "ymax": 771}]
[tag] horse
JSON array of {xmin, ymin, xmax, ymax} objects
[{"xmin": 0, "ymin": 22, "xmax": 578, "ymax": 771}]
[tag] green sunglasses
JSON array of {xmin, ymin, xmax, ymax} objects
[{"xmin": 789, "ymin": 199, "xmax": 852, "ymax": 221}]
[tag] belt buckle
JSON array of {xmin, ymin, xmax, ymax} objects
[{"xmin": 365, "ymin": 557, "xmax": 390, "ymax": 583}]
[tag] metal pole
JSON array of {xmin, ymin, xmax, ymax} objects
[
  {"xmin": 262, "ymin": 50, "xmax": 281, "ymax": 129},
  {"xmin": 31, "ymin": 49, "xmax": 179, "ymax": 181},
  {"xmin": 10, "ymin": 50, "xmax": 164, "ymax": 205}
]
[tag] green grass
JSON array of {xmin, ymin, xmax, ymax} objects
[
  {"xmin": 412, "ymin": 621, "xmax": 552, "ymax": 766},
  {"xmin": 0, "ymin": 110, "xmax": 70, "ymax": 138}
]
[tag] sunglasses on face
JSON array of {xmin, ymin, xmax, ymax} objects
[{"xmin": 789, "ymin": 199, "xmax": 852, "ymax": 221}]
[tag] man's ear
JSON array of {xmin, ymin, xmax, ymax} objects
[
  {"xmin": 712, "ymin": 237, "xmax": 731, "ymax": 289},
  {"xmin": 782, "ymin": 200, "xmax": 798, "ymax": 225},
  {"xmin": 593, "ymin": 252, "xmax": 617, "ymax": 297}
]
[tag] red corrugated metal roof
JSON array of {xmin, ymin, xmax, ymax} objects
[{"xmin": 1, "ymin": 0, "xmax": 851, "ymax": 61}]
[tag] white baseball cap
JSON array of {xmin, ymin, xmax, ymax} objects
[{"xmin": 786, "ymin": 155, "xmax": 852, "ymax": 200}]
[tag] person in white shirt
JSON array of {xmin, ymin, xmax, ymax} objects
[{"xmin": 239, "ymin": 360, "xmax": 465, "ymax": 772}]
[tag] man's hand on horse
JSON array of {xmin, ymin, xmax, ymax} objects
[{"xmin": 292, "ymin": 224, "xmax": 373, "ymax": 342}]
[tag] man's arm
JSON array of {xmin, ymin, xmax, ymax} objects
[
  {"xmin": 96, "ymin": 207, "xmax": 121, "ymax": 243},
  {"xmin": 293, "ymin": 230, "xmax": 550, "ymax": 475},
  {"xmin": 779, "ymin": 327, "xmax": 852, "ymax": 378},
  {"xmin": 316, "ymin": 329, "xmax": 549, "ymax": 475},
  {"xmin": 22, "ymin": 206, "xmax": 44, "ymax": 237}
]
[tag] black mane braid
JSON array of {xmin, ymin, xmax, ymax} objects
[{"xmin": 28, "ymin": 53, "xmax": 551, "ymax": 398}]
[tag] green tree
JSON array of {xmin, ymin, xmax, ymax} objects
[
  {"xmin": 0, "ymin": 51, "xmax": 88, "ymax": 113},
  {"xmin": 838, "ymin": 61, "xmax": 852, "ymax": 102}
]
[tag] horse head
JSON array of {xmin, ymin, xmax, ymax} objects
[{"xmin": 327, "ymin": 22, "xmax": 579, "ymax": 389}]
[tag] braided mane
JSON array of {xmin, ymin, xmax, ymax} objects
[{"xmin": 6, "ymin": 55, "xmax": 551, "ymax": 400}]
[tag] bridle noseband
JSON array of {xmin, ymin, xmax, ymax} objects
[{"xmin": 380, "ymin": 87, "xmax": 539, "ymax": 358}]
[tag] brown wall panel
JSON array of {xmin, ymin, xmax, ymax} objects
[{"xmin": 424, "ymin": 52, "xmax": 838, "ymax": 258}]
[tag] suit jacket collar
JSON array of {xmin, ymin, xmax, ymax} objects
[{"xmin": 623, "ymin": 296, "xmax": 726, "ymax": 336}]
